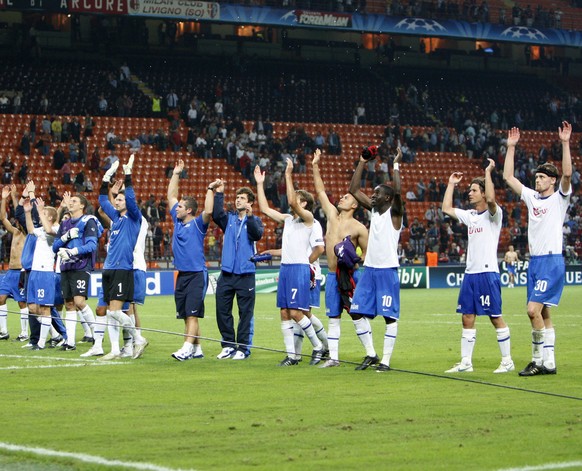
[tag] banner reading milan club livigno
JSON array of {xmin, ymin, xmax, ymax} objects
[
  {"xmin": 2, "ymin": 0, "xmax": 582, "ymax": 47},
  {"xmin": 84, "ymin": 264, "xmax": 582, "ymax": 297}
]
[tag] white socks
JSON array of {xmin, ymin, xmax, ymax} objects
[
  {"xmin": 381, "ymin": 322, "xmax": 398, "ymax": 366},
  {"xmin": 93, "ymin": 313, "xmax": 107, "ymax": 350},
  {"xmin": 496, "ymin": 327, "xmax": 511, "ymax": 361},
  {"xmin": 310, "ymin": 314, "xmax": 328, "ymax": 350},
  {"xmin": 106, "ymin": 313, "xmax": 121, "ymax": 354},
  {"xmin": 298, "ymin": 316, "xmax": 323, "ymax": 351},
  {"xmin": 293, "ymin": 323, "xmax": 304, "ymax": 357},
  {"xmin": 543, "ymin": 328, "xmax": 555, "ymax": 369},
  {"xmin": 20, "ymin": 308, "xmax": 29, "ymax": 336},
  {"xmin": 532, "ymin": 328, "xmax": 545, "ymax": 365},
  {"xmin": 327, "ymin": 318, "xmax": 341, "ymax": 361},
  {"xmin": 65, "ymin": 310, "xmax": 77, "ymax": 346},
  {"xmin": 353, "ymin": 317, "xmax": 376, "ymax": 357},
  {"xmin": 281, "ymin": 320, "xmax": 295, "ymax": 358},
  {"xmin": 0, "ymin": 304, "xmax": 7, "ymax": 333},
  {"xmin": 79, "ymin": 305, "xmax": 96, "ymax": 337},
  {"xmin": 460, "ymin": 328, "xmax": 476, "ymax": 364},
  {"xmin": 38, "ymin": 316, "xmax": 52, "ymax": 348}
]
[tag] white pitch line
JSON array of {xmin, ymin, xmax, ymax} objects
[
  {"xmin": 0, "ymin": 442, "xmax": 195, "ymax": 471},
  {"xmin": 0, "ymin": 354, "xmax": 105, "ymax": 362},
  {"xmin": 498, "ymin": 461, "xmax": 582, "ymax": 471},
  {"xmin": 0, "ymin": 362, "xmax": 126, "ymax": 371}
]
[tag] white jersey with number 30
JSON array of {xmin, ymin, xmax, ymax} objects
[{"xmin": 521, "ymin": 185, "xmax": 571, "ymax": 256}]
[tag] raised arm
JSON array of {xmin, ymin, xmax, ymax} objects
[
  {"xmin": 484, "ymin": 158, "xmax": 497, "ymax": 215},
  {"xmin": 0, "ymin": 186, "xmax": 17, "ymax": 234},
  {"xmin": 23, "ymin": 199, "xmax": 35, "ymax": 235},
  {"xmin": 349, "ymin": 157, "xmax": 372, "ymax": 211},
  {"xmin": 122, "ymin": 155, "xmax": 141, "ymax": 222},
  {"xmin": 389, "ymin": 147, "xmax": 403, "ymax": 218},
  {"xmin": 210, "ymin": 179, "xmax": 228, "ymax": 231},
  {"xmin": 503, "ymin": 127, "xmax": 523, "ymax": 196},
  {"xmin": 203, "ymin": 179, "xmax": 219, "ymax": 225},
  {"xmin": 558, "ymin": 121, "xmax": 572, "ymax": 194},
  {"xmin": 442, "ymin": 172, "xmax": 462, "ymax": 220},
  {"xmin": 312, "ymin": 149, "xmax": 337, "ymax": 217},
  {"xmin": 35, "ymin": 198, "xmax": 56, "ymax": 235},
  {"xmin": 56, "ymin": 191, "xmax": 71, "ymax": 222},
  {"xmin": 254, "ymin": 165, "xmax": 287, "ymax": 223},
  {"xmin": 286, "ymin": 158, "xmax": 313, "ymax": 226},
  {"xmin": 167, "ymin": 159, "xmax": 183, "ymax": 208}
]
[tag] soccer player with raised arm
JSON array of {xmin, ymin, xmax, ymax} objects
[
  {"xmin": 97, "ymin": 156, "xmax": 142, "ymax": 360},
  {"xmin": 52, "ymin": 192, "xmax": 103, "ymax": 351},
  {"xmin": 0, "ymin": 185, "xmax": 28, "ymax": 341},
  {"xmin": 210, "ymin": 179, "xmax": 264, "ymax": 361},
  {"xmin": 442, "ymin": 159, "xmax": 514, "ymax": 374},
  {"xmin": 503, "ymin": 122, "xmax": 572, "ymax": 376},
  {"xmin": 311, "ymin": 148, "xmax": 368, "ymax": 368},
  {"xmin": 167, "ymin": 159, "xmax": 212, "ymax": 361},
  {"xmin": 348, "ymin": 147, "xmax": 403, "ymax": 372},
  {"xmin": 255, "ymin": 158, "xmax": 324, "ymax": 366}
]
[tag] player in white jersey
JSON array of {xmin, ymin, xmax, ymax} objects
[
  {"xmin": 348, "ymin": 146, "xmax": 403, "ymax": 372},
  {"xmin": 263, "ymin": 219, "xmax": 327, "ymax": 364},
  {"xmin": 442, "ymin": 159, "xmax": 514, "ymax": 374},
  {"xmin": 23, "ymin": 188, "xmax": 59, "ymax": 351},
  {"xmin": 503, "ymin": 122, "xmax": 572, "ymax": 377},
  {"xmin": 254, "ymin": 158, "xmax": 324, "ymax": 366}
]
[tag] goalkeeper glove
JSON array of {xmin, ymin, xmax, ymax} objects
[
  {"xmin": 58, "ymin": 247, "xmax": 78, "ymax": 261},
  {"xmin": 60, "ymin": 227, "xmax": 79, "ymax": 243},
  {"xmin": 103, "ymin": 161, "xmax": 119, "ymax": 183},
  {"xmin": 123, "ymin": 154, "xmax": 135, "ymax": 175}
]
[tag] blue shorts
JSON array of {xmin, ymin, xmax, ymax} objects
[
  {"xmin": 54, "ymin": 273, "xmax": 64, "ymax": 306},
  {"xmin": 350, "ymin": 267, "xmax": 400, "ymax": 320},
  {"xmin": 175, "ymin": 271, "xmax": 208, "ymax": 319},
  {"xmin": 133, "ymin": 270, "xmax": 146, "ymax": 305},
  {"xmin": 310, "ymin": 279, "xmax": 321, "ymax": 309},
  {"xmin": 277, "ymin": 264, "xmax": 310, "ymax": 311},
  {"xmin": 325, "ymin": 270, "xmax": 361, "ymax": 317},
  {"xmin": 0, "ymin": 269, "xmax": 26, "ymax": 302},
  {"xmin": 527, "ymin": 255, "xmax": 565, "ymax": 307},
  {"xmin": 456, "ymin": 272, "xmax": 502, "ymax": 316},
  {"xmin": 507, "ymin": 264, "xmax": 516, "ymax": 276},
  {"xmin": 27, "ymin": 271, "xmax": 56, "ymax": 306}
]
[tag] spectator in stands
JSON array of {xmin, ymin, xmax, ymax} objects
[
  {"xmin": 98, "ymin": 94, "xmax": 108, "ymax": 115},
  {"xmin": 51, "ymin": 116, "xmax": 62, "ymax": 143},
  {"xmin": 416, "ymin": 178, "xmax": 426, "ymax": 201},
  {"xmin": 83, "ymin": 115, "xmax": 94, "ymax": 137},
  {"xmin": 52, "ymin": 145, "xmax": 66, "ymax": 170},
  {"xmin": 409, "ymin": 217, "xmax": 426, "ymax": 256},
  {"xmin": 0, "ymin": 94, "xmax": 9, "ymax": 113},
  {"xmin": 424, "ymin": 203, "xmax": 443, "ymax": 224},
  {"xmin": 74, "ymin": 170, "xmax": 86, "ymax": 193},
  {"xmin": 20, "ymin": 131, "xmax": 31, "ymax": 156},
  {"xmin": 61, "ymin": 159, "xmax": 71, "ymax": 185},
  {"xmin": 327, "ymin": 128, "xmax": 341, "ymax": 155},
  {"xmin": 2, "ymin": 156, "xmax": 15, "ymax": 184},
  {"xmin": 404, "ymin": 242, "xmax": 416, "ymax": 264},
  {"xmin": 406, "ymin": 186, "xmax": 417, "ymax": 201},
  {"xmin": 17, "ymin": 160, "xmax": 28, "ymax": 184}
]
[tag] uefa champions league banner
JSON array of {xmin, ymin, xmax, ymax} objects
[
  {"xmin": 86, "ymin": 264, "xmax": 580, "ymax": 296},
  {"xmin": 428, "ymin": 264, "xmax": 582, "ymax": 289},
  {"xmin": 88, "ymin": 267, "xmax": 428, "ymax": 296}
]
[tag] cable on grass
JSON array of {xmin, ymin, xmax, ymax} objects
[{"xmin": 4, "ymin": 308, "xmax": 581, "ymax": 401}]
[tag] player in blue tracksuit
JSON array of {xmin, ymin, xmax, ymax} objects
[
  {"xmin": 168, "ymin": 159, "xmax": 212, "ymax": 361},
  {"xmin": 97, "ymin": 156, "xmax": 141, "ymax": 360},
  {"xmin": 210, "ymin": 181, "xmax": 264, "ymax": 360}
]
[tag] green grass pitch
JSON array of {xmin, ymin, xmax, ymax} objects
[{"xmin": 1, "ymin": 286, "xmax": 581, "ymax": 471}]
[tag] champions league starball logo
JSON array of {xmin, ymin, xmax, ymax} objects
[
  {"xmin": 394, "ymin": 18, "xmax": 447, "ymax": 32},
  {"xmin": 500, "ymin": 26, "xmax": 547, "ymax": 40}
]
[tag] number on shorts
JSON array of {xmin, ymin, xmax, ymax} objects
[
  {"xmin": 291, "ymin": 288, "xmax": 297, "ymax": 300},
  {"xmin": 381, "ymin": 295, "xmax": 393, "ymax": 308},
  {"xmin": 480, "ymin": 295, "xmax": 490, "ymax": 307},
  {"xmin": 117, "ymin": 282, "xmax": 123, "ymax": 294},
  {"xmin": 77, "ymin": 280, "xmax": 86, "ymax": 290},
  {"xmin": 37, "ymin": 289, "xmax": 45, "ymax": 298},
  {"xmin": 535, "ymin": 280, "xmax": 548, "ymax": 292}
]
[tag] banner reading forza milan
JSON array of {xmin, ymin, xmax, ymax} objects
[
  {"xmin": 290, "ymin": 10, "xmax": 352, "ymax": 28},
  {"xmin": 127, "ymin": 0, "xmax": 219, "ymax": 20}
]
